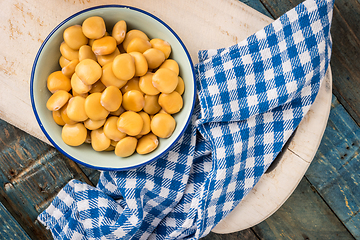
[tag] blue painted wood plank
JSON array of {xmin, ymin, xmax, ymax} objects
[
  {"xmin": 0, "ymin": 118, "xmax": 98, "ymax": 239},
  {"xmin": 203, "ymin": 228, "xmax": 259, "ymax": 240},
  {"xmin": 238, "ymin": 0, "xmax": 272, "ymax": 18},
  {"xmin": 306, "ymin": 96, "xmax": 360, "ymax": 238},
  {"xmin": 252, "ymin": 177, "xmax": 355, "ymax": 239},
  {"xmin": 0, "ymin": 201, "xmax": 31, "ymax": 240}
]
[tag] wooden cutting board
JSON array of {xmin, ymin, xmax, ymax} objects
[
  {"xmin": 0, "ymin": 0, "xmax": 332, "ymax": 233},
  {"xmin": 0, "ymin": 0, "xmax": 272, "ymax": 143}
]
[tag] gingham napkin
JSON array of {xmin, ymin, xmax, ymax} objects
[{"xmin": 38, "ymin": 0, "xmax": 333, "ymax": 239}]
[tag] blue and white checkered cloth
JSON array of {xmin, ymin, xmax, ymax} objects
[{"xmin": 38, "ymin": 0, "xmax": 334, "ymax": 239}]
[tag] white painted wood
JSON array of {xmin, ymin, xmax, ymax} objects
[
  {"xmin": 0, "ymin": 0, "xmax": 331, "ymax": 233},
  {"xmin": 0, "ymin": 0, "xmax": 272, "ymax": 145}
]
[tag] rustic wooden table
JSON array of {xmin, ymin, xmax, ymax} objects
[{"xmin": 0, "ymin": 0, "xmax": 359, "ymax": 239}]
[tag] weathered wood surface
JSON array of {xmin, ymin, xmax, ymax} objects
[
  {"xmin": 0, "ymin": 118, "xmax": 99, "ymax": 239},
  {"xmin": 252, "ymin": 177, "xmax": 354, "ymax": 239},
  {"xmin": 0, "ymin": 0, "xmax": 360, "ymax": 239},
  {"xmin": 305, "ymin": 97, "xmax": 360, "ymax": 239},
  {"xmin": 0, "ymin": 202, "xmax": 31, "ymax": 240}
]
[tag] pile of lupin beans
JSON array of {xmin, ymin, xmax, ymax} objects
[{"xmin": 46, "ymin": 16, "xmax": 185, "ymax": 157}]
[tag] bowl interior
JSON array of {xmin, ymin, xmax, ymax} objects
[{"xmin": 31, "ymin": 5, "xmax": 195, "ymax": 170}]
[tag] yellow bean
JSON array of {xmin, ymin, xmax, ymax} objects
[
  {"xmin": 143, "ymin": 95, "xmax": 161, "ymax": 115},
  {"xmin": 79, "ymin": 45, "xmax": 97, "ymax": 62},
  {"xmin": 62, "ymin": 59, "xmax": 79, "ymax": 78},
  {"xmin": 158, "ymin": 91, "xmax": 183, "ymax": 114},
  {"xmin": 59, "ymin": 56, "xmax": 71, "ymax": 68},
  {"xmin": 91, "ymin": 128, "xmax": 111, "ymax": 151},
  {"xmin": 112, "ymin": 20, "xmax": 127, "ymax": 45},
  {"xmin": 139, "ymin": 112, "xmax": 151, "ymax": 135},
  {"xmin": 85, "ymin": 130, "xmax": 91, "ymax": 144},
  {"xmin": 118, "ymin": 44, "xmax": 126, "ymax": 53},
  {"xmin": 158, "ymin": 108, "xmax": 168, "ymax": 114},
  {"xmin": 151, "ymin": 113, "xmax": 176, "ymax": 138},
  {"xmin": 143, "ymin": 48, "xmax": 165, "ymax": 69},
  {"xmin": 71, "ymin": 73, "xmax": 92, "ymax": 94},
  {"xmin": 84, "ymin": 118, "xmax": 106, "ymax": 130},
  {"xmin": 60, "ymin": 42, "xmax": 79, "ymax": 61},
  {"xmin": 72, "ymin": 90, "xmax": 88, "ymax": 98},
  {"xmin": 121, "ymin": 77, "xmax": 142, "ymax": 94},
  {"xmin": 139, "ymin": 72, "xmax": 160, "ymax": 95},
  {"xmin": 75, "ymin": 59, "xmax": 102, "ymax": 85},
  {"xmin": 92, "ymin": 36, "xmax": 117, "ymax": 55},
  {"xmin": 60, "ymin": 103, "xmax": 77, "ymax": 125},
  {"xmin": 110, "ymin": 105, "xmax": 125, "ymax": 116},
  {"xmin": 112, "ymin": 53, "xmax": 135, "ymax": 81},
  {"xmin": 88, "ymin": 39, "xmax": 95, "ymax": 47},
  {"xmin": 150, "ymin": 38, "xmax": 172, "ymax": 59},
  {"xmin": 63, "ymin": 25, "xmax": 88, "ymax": 50},
  {"xmin": 85, "ymin": 92, "xmax": 109, "ymax": 120},
  {"xmin": 46, "ymin": 90, "xmax": 71, "ymax": 111},
  {"xmin": 97, "ymin": 48, "xmax": 120, "ymax": 66},
  {"xmin": 122, "ymin": 90, "xmax": 145, "ymax": 112},
  {"xmin": 152, "ymin": 68, "xmax": 178, "ymax": 94},
  {"xmin": 89, "ymin": 80, "xmax": 106, "ymax": 94},
  {"xmin": 128, "ymin": 52, "xmax": 148, "ymax": 77},
  {"xmin": 47, "ymin": 71, "xmax": 71, "ymax": 93},
  {"xmin": 117, "ymin": 111, "xmax": 143, "ymax": 136},
  {"xmin": 135, "ymin": 134, "xmax": 143, "ymax": 139},
  {"xmin": 82, "ymin": 16, "xmax": 106, "ymax": 39},
  {"xmin": 100, "ymin": 86, "xmax": 122, "ymax": 112},
  {"xmin": 103, "ymin": 116, "xmax": 127, "ymax": 141},
  {"xmin": 52, "ymin": 110, "xmax": 65, "ymax": 126},
  {"xmin": 67, "ymin": 96, "xmax": 88, "ymax": 122},
  {"xmin": 159, "ymin": 59, "xmax": 179, "ymax": 75},
  {"xmin": 111, "ymin": 140, "xmax": 119, "ymax": 147},
  {"xmin": 136, "ymin": 133, "xmax": 159, "ymax": 154},
  {"xmin": 122, "ymin": 29, "xmax": 149, "ymax": 52},
  {"xmin": 100, "ymin": 62, "xmax": 128, "ymax": 88},
  {"xmin": 104, "ymin": 145, "xmax": 115, "ymax": 151},
  {"xmin": 126, "ymin": 37, "xmax": 151, "ymax": 53},
  {"xmin": 62, "ymin": 123, "xmax": 87, "ymax": 146},
  {"xmin": 175, "ymin": 76, "xmax": 185, "ymax": 95},
  {"xmin": 115, "ymin": 137, "xmax": 137, "ymax": 157}
]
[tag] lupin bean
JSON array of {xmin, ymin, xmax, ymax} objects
[
  {"xmin": 112, "ymin": 53, "xmax": 135, "ymax": 81},
  {"xmin": 47, "ymin": 71, "xmax": 71, "ymax": 93},
  {"xmin": 82, "ymin": 16, "xmax": 106, "ymax": 39},
  {"xmin": 92, "ymin": 36, "xmax": 117, "ymax": 55},
  {"xmin": 158, "ymin": 91, "xmax": 183, "ymax": 114},
  {"xmin": 112, "ymin": 20, "xmax": 127, "ymax": 45},
  {"xmin": 151, "ymin": 113, "xmax": 176, "ymax": 138},
  {"xmin": 47, "ymin": 17, "xmax": 186, "ymax": 157},
  {"xmin": 150, "ymin": 38, "xmax": 171, "ymax": 59},
  {"xmin": 115, "ymin": 137, "xmax": 137, "ymax": 157},
  {"xmin": 62, "ymin": 123, "xmax": 87, "ymax": 146},
  {"xmin": 152, "ymin": 68, "xmax": 178, "ymax": 94},
  {"xmin": 100, "ymin": 86, "xmax": 122, "ymax": 112},
  {"xmin": 117, "ymin": 111, "xmax": 143, "ymax": 136},
  {"xmin": 91, "ymin": 128, "xmax": 111, "ymax": 151},
  {"xmin": 136, "ymin": 133, "xmax": 158, "ymax": 154},
  {"xmin": 63, "ymin": 25, "xmax": 88, "ymax": 50},
  {"xmin": 75, "ymin": 59, "xmax": 102, "ymax": 85}
]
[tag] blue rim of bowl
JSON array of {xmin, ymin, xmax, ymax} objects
[{"xmin": 30, "ymin": 4, "xmax": 196, "ymax": 171}]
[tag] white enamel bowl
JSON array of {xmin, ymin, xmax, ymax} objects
[{"xmin": 30, "ymin": 5, "xmax": 196, "ymax": 171}]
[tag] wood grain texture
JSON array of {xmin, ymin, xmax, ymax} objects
[
  {"xmin": 202, "ymin": 229, "xmax": 259, "ymax": 240},
  {"xmin": 252, "ymin": 177, "xmax": 354, "ymax": 240},
  {"xmin": 0, "ymin": 0, "xmax": 358, "ymax": 239},
  {"xmin": 0, "ymin": 119, "xmax": 98, "ymax": 239},
  {"xmin": 0, "ymin": 201, "xmax": 31, "ymax": 240},
  {"xmin": 305, "ymin": 96, "xmax": 360, "ymax": 239}
]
